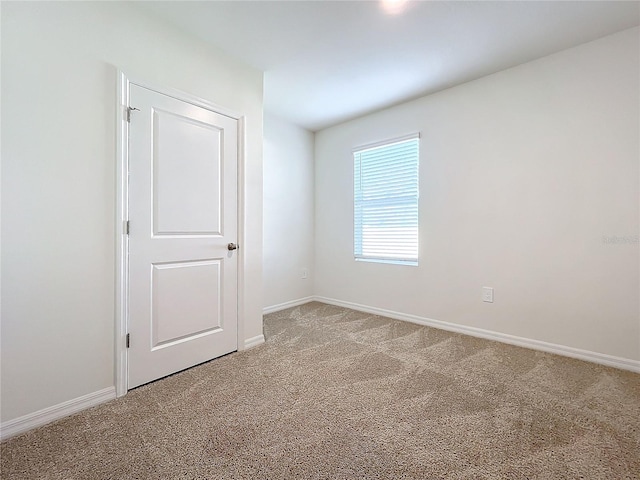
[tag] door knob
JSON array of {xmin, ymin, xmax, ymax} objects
[{"xmin": 227, "ymin": 243, "xmax": 238, "ymax": 251}]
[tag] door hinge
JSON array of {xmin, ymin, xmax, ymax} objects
[
  {"xmin": 126, "ymin": 106, "xmax": 140, "ymax": 123},
  {"xmin": 126, "ymin": 333, "xmax": 130, "ymax": 348},
  {"xmin": 124, "ymin": 220, "xmax": 130, "ymax": 235}
]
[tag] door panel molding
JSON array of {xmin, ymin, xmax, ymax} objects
[
  {"xmin": 150, "ymin": 259, "xmax": 223, "ymax": 349},
  {"xmin": 152, "ymin": 108, "xmax": 224, "ymax": 236},
  {"xmin": 115, "ymin": 71, "xmax": 246, "ymax": 397}
]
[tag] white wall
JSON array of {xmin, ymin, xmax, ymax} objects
[
  {"xmin": 263, "ymin": 113, "xmax": 315, "ymax": 309},
  {"xmin": 315, "ymin": 28, "xmax": 640, "ymax": 362},
  {"xmin": 1, "ymin": 2, "xmax": 263, "ymax": 423}
]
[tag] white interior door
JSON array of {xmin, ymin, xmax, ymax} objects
[{"xmin": 127, "ymin": 84, "xmax": 238, "ymax": 389}]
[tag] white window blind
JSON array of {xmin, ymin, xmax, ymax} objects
[{"xmin": 354, "ymin": 135, "xmax": 419, "ymax": 265}]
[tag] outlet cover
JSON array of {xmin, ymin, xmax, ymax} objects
[{"xmin": 482, "ymin": 287, "xmax": 494, "ymax": 303}]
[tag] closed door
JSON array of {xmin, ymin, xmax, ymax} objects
[{"xmin": 127, "ymin": 84, "xmax": 238, "ymax": 389}]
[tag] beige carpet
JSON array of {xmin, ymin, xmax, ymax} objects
[{"xmin": 2, "ymin": 302, "xmax": 639, "ymax": 479}]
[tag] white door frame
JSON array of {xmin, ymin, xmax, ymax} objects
[{"xmin": 115, "ymin": 71, "xmax": 247, "ymax": 397}]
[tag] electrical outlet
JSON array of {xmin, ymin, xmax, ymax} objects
[
  {"xmin": 482, "ymin": 287, "xmax": 494, "ymax": 303},
  {"xmin": 301, "ymin": 268, "xmax": 308, "ymax": 279}
]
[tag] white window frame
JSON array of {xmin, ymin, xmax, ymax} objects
[{"xmin": 353, "ymin": 133, "xmax": 420, "ymax": 266}]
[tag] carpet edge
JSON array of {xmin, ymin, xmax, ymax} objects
[
  {"xmin": 313, "ymin": 296, "xmax": 640, "ymax": 374},
  {"xmin": 0, "ymin": 387, "xmax": 117, "ymax": 442},
  {"xmin": 263, "ymin": 296, "xmax": 315, "ymax": 315}
]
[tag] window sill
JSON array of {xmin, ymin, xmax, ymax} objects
[{"xmin": 355, "ymin": 257, "xmax": 418, "ymax": 267}]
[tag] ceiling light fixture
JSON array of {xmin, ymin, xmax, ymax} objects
[{"xmin": 381, "ymin": 0, "xmax": 409, "ymax": 15}]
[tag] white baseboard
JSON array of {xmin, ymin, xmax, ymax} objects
[
  {"xmin": 313, "ymin": 296, "xmax": 640, "ymax": 374},
  {"xmin": 243, "ymin": 334, "xmax": 265, "ymax": 350},
  {"xmin": 3, "ymin": 300, "xmax": 635, "ymax": 442},
  {"xmin": 263, "ymin": 296, "xmax": 315, "ymax": 315},
  {"xmin": 0, "ymin": 386, "xmax": 116, "ymax": 441}
]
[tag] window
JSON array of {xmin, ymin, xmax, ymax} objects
[{"xmin": 354, "ymin": 134, "xmax": 419, "ymax": 266}]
